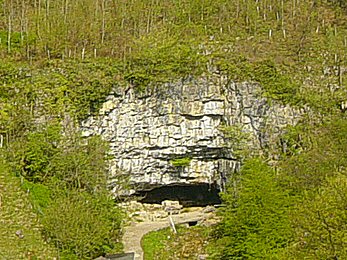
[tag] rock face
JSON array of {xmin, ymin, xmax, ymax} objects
[{"xmin": 82, "ymin": 75, "xmax": 300, "ymax": 195}]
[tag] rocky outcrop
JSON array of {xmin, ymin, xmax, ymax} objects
[{"xmin": 82, "ymin": 75, "xmax": 300, "ymax": 195}]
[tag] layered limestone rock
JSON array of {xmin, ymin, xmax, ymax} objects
[{"xmin": 82, "ymin": 75, "xmax": 300, "ymax": 194}]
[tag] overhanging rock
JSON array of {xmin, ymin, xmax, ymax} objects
[{"xmin": 82, "ymin": 75, "xmax": 300, "ymax": 195}]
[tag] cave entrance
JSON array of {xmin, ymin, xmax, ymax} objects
[{"xmin": 134, "ymin": 183, "xmax": 221, "ymax": 207}]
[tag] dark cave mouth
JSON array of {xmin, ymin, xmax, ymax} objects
[{"xmin": 133, "ymin": 183, "xmax": 221, "ymax": 207}]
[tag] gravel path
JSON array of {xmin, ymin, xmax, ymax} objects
[{"xmin": 122, "ymin": 210, "xmax": 211, "ymax": 260}]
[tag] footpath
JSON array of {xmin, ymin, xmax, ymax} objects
[{"xmin": 122, "ymin": 206, "xmax": 215, "ymax": 260}]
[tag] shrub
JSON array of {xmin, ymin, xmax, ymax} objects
[
  {"xmin": 41, "ymin": 190, "xmax": 123, "ymax": 259},
  {"xmin": 210, "ymin": 159, "xmax": 293, "ymax": 259},
  {"xmin": 21, "ymin": 180, "xmax": 52, "ymax": 215},
  {"xmin": 287, "ymin": 174, "xmax": 347, "ymax": 259}
]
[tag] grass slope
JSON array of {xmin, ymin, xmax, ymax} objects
[
  {"xmin": 142, "ymin": 225, "xmax": 210, "ymax": 260},
  {"xmin": 0, "ymin": 160, "xmax": 58, "ymax": 259}
]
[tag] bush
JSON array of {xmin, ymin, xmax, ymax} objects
[
  {"xmin": 21, "ymin": 124, "xmax": 61, "ymax": 182},
  {"xmin": 7, "ymin": 122, "xmax": 124, "ymax": 258},
  {"xmin": 42, "ymin": 190, "xmax": 123, "ymax": 259},
  {"xmin": 287, "ymin": 174, "xmax": 347, "ymax": 259},
  {"xmin": 210, "ymin": 158, "xmax": 293, "ymax": 259},
  {"xmin": 280, "ymin": 117, "xmax": 347, "ymax": 191},
  {"xmin": 49, "ymin": 135, "xmax": 109, "ymax": 192},
  {"xmin": 253, "ymin": 61, "xmax": 300, "ymax": 104},
  {"xmin": 21, "ymin": 180, "xmax": 52, "ymax": 215}
]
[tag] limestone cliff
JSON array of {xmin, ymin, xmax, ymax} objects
[{"xmin": 82, "ymin": 75, "xmax": 300, "ymax": 195}]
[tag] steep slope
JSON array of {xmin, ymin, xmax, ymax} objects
[{"xmin": 0, "ymin": 160, "xmax": 58, "ymax": 259}]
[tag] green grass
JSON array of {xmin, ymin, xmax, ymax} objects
[
  {"xmin": 142, "ymin": 227, "xmax": 171, "ymax": 260},
  {"xmin": 0, "ymin": 159, "xmax": 58, "ymax": 259},
  {"xmin": 142, "ymin": 225, "xmax": 210, "ymax": 260}
]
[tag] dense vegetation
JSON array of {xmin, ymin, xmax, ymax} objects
[
  {"xmin": 0, "ymin": 61, "xmax": 124, "ymax": 258},
  {"xmin": 210, "ymin": 159, "xmax": 292, "ymax": 259},
  {"xmin": 1, "ymin": 122, "xmax": 123, "ymax": 259},
  {"xmin": 142, "ymin": 225, "xmax": 210, "ymax": 260},
  {"xmin": 1, "ymin": 0, "xmax": 347, "ymax": 259},
  {"xmin": 210, "ymin": 117, "xmax": 347, "ymax": 259}
]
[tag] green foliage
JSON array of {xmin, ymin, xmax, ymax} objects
[
  {"xmin": 287, "ymin": 174, "xmax": 347, "ymax": 259},
  {"xmin": 0, "ymin": 60, "xmax": 120, "ymax": 130},
  {"xmin": 8, "ymin": 120, "xmax": 112, "ymax": 192},
  {"xmin": 214, "ymin": 55, "xmax": 300, "ymax": 104},
  {"xmin": 125, "ymin": 34, "xmax": 206, "ymax": 90},
  {"xmin": 274, "ymin": 117, "xmax": 347, "ymax": 258},
  {"xmin": 4, "ymin": 120, "xmax": 124, "ymax": 258},
  {"xmin": 20, "ymin": 123, "xmax": 61, "ymax": 182},
  {"xmin": 0, "ymin": 31, "xmax": 22, "ymax": 50},
  {"xmin": 0, "ymin": 161, "xmax": 58, "ymax": 258},
  {"xmin": 49, "ymin": 135, "xmax": 110, "ymax": 192},
  {"xmin": 142, "ymin": 226, "xmax": 210, "ymax": 260},
  {"xmin": 0, "ymin": 56, "xmax": 126, "ymax": 259},
  {"xmin": 3, "ymin": 1, "xmax": 347, "ymax": 259},
  {"xmin": 2, "ymin": 0, "xmax": 346, "ymax": 110},
  {"xmin": 142, "ymin": 227, "xmax": 172, "ymax": 260},
  {"xmin": 21, "ymin": 180, "xmax": 52, "ymax": 215},
  {"xmin": 170, "ymin": 157, "xmax": 192, "ymax": 167},
  {"xmin": 210, "ymin": 158, "xmax": 293, "ymax": 259},
  {"xmin": 3, "ymin": 0, "xmax": 347, "ymax": 109},
  {"xmin": 220, "ymin": 124, "xmax": 252, "ymax": 160},
  {"xmin": 42, "ymin": 190, "xmax": 123, "ymax": 259},
  {"xmin": 252, "ymin": 61, "xmax": 300, "ymax": 104},
  {"xmin": 215, "ymin": 116, "xmax": 347, "ymax": 259},
  {"xmin": 280, "ymin": 117, "xmax": 347, "ymax": 191},
  {"xmin": 54, "ymin": 60, "xmax": 121, "ymax": 120},
  {"xmin": 279, "ymin": 123, "xmax": 313, "ymax": 157}
]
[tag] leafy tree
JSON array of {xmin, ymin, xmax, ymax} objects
[
  {"xmin": 20, "ymin": 123, "xmax": 61, "ymax": 182},
  {"xmin": 5, "ymin": 120, "xmax": 124, "ymax": 258},
  {"xmin": 280, "ymin": 117, "xmax": 347, "ymax": 192},
  {"xmin": 210, "ymin": 158, "xmax": 293, "ymax": 259},
  {"xmin": 42, "ymin": 190, "xmax": 123, "ymax": 259},
  {"xmin": 287, "ymin": 174, "xmax": 347, "ymax": 259},
  {"xmin": 49, "ymin": 134, "xmax": 110, "ymax": 192}
]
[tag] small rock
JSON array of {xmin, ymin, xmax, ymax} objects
[
  {"xmin": 154, "ymin": 211, "xmax": 168, "ymax": 219},
  {"xmin": 130, "ymin": 211, "xmax": 148, "ymax": 218},
  {"xmin": 203, "ymin": 205, "xmax": 216, "ymax": 213},
  {"xmin": 15, "ymin": 230, "xmax": 24, "ymax": 239},
  {"xmin": 162, "ymin": 200, "xmax": 183, "ymax": 214},
  {"xmin": 151, "ymin": 203, "xmax": 163, "ymax": 210}
]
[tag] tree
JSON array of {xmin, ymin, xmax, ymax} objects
[
  {"xmin": 210, "ymin": 158, "xmax": 293, "ymax": 259},
  {"xmin": 42, "ymin": 190, "xmax": 123, "ymax": 259},
  {"xmin": 287, "ymin": 174, "xmax": 347, "ymax": 259}
]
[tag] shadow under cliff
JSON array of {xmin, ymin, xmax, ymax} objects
[{"xmin": 133, "ymin": 183, "xmax": 221, "ymax": 207}]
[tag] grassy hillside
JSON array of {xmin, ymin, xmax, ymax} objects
[
  {"xmin": 1, "ymin": 0, "xmax": 347, "ymax": 259},
  {"xmin": 142, "ymin": 225, "xmax": 210, "ymax": 260},
  {"xmin": 1, "ymin": 1, "xmax": 346, "ymax": 109},
  {"xmin": 0, "ymin": 159, "xmax": 58, "ymax": 259}
]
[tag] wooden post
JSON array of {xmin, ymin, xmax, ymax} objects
[
  {"xmin": 7, "ymin": 13, "xmax": 11, "ymax": 53},
  {"xmin": 169, "ymin": 215, "xmax": 177, "ymax": 234}
]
